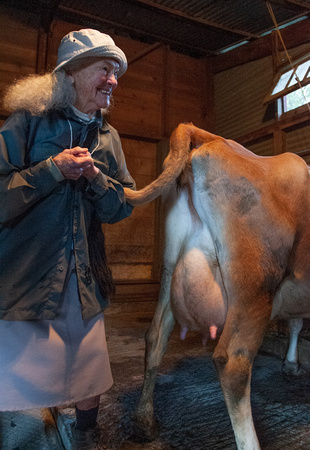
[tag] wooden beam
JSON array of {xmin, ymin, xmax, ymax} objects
[
  {"xmin": 296, "ymin": 148, "xmax": 310, "ymax": 157},
  {"xmin": 134, "ymin": 0, "xmax": 261, "ymax": 40},
  {"xmin": 36, "ymin": 29, "xmax": 48, "ymax": 74},
  {"xmin": 236, "ymin": 110, "xmax": 309, "ymax": 146},
  {"xmin": 113, "ymin": 279, "xmax": 159, "ymax": 302},
  {"xmin": 128, "ymin": 42, "xmax": 163, "ymax": 65},
  {"xmin": 160, "ymin": 45, "xmax": 170, "ymax": 139},
  {"xmin": 212, "ymin": 17, "xmax": 310, "ymax": 73},
  {"xmin": 202, "ymin": 57, "xmax": 215, "ymax": 131},
  {"xmin": 273, "ymin": 128, "xmax": 287, "ymax": 154},
  {"xmin": 58, "ymin": 5, "xmax": 215, "ymax": 56},
  {"xmin": 271, "ymin": 30, "xmax": 282, "ymax": 75},
  {"xmin": 277, "ymin": 0, "xmax": 310, "ymax": 10}
]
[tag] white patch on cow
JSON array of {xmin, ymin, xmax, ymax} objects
[
  {"xmin": 286, "ymin": 318, "xmax": 303, "ymax": 363},
  {"xmin": 231, "ymin": 401, "xmax": 261, "ymax": 450},
  {"xmin": 163, "ymin": 187, "xmax": 192, "ymax": 268}
]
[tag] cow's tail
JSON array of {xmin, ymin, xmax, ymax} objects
[{"xmin": 124, "ymin": 123, "xmax": 219, "ymax": 206}]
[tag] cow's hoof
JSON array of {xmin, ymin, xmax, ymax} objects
[
  {"xmin": 132, "ymin": 419, "xmax": 160, "ymax": 442},
  {"xmin": 283, "ymin": 360, "xmax": 307, "ymax": 377}
]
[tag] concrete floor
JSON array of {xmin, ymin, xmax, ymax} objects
[{"xmin": 1, "ymin": 301, "xmax": 309, "ymax": 449}]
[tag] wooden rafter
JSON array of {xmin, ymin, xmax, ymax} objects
[
  {"xmin": 272, "ymin": 0, "xmax": 310, "ymax": 10},
  {"xmin": 58, "ymin": 4, "xmax": 218, "ymax": 55},
  {"xmin": 133, "ymin": 0, "xmax": 262, "ymax": 39}
]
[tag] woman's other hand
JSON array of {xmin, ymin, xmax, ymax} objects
[{"xmin": 53, "ymin": 147, "xmax": 99, "ymax": 181}]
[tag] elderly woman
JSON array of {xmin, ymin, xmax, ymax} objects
[{"xmin": 0, "ymin": 29, "xmax": 135, "ymax": 448}]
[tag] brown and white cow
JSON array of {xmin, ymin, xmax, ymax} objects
[{"xmin": 124, "ymin": 123, "xmax": 310, "ymax": 450}]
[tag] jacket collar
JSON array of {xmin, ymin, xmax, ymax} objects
[{"xmin": 63, "ymin": 106, "xmax": 108, "ymax": 131}]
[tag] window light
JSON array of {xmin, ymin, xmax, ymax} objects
[{"xmin": 264, "ymin": 51, "xmax": 310, "ymax": 108}]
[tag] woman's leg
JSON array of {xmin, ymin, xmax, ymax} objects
[{"xmin": 75, "ymin": 395, "xmax": 101, "ymax": 430}]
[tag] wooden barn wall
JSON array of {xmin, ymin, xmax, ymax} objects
[
  {"xmin": 278, "ymin": 43, "xmax": 310, "ymax": 162},
  {"xmin": 214, "ymin": 56, "xmax": 274, "ymax": 141},
  {"xmin": 102, "ymin": 139, "xmax": 158, "ymax": 281},
  {"xmin": 246, "ymin": 138, "xmax": 274, "ymax": 157},
  {"xmin": 281, "ymin": 43, "xmax": 309, "ymax": 62},
  {"xmin": 286, "ymin": 125, "xmax": 310, "ymax": 160},
  {"xmin": 0, "ymin": 8, "xmax": 39, "ymax": 119},
  {"xmin": 214, "ymin": 40, "xmax": 310, "ymax": 160},
  {"xmin": 0, "ymin": 6, "xmax": 211, "ymax": 301}
]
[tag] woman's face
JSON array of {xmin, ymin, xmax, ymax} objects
[{"xmin": 69, "ymin": 58, "xmax": 119, "ymax": 114}]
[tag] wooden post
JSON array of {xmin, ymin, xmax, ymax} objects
[
  {"xmin": 274, "ymin": 128, "xmax": 286, "ymax": 155},
  {"xmin": 203, "ymin": 56, "xmax": 215, "ymax": 131},
  {"xmin": 36, "ymin": 28, "xmax": 49, "ymax": 74},
  {"xmin": 160, "ymin": 45, "xmax": 170, "ymax": 139}
]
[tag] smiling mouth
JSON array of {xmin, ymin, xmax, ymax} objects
[{"xmin": 99, "ymin": 89, "xmax": 111, "ymax": 95}]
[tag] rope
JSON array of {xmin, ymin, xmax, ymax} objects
[
  {"xmin": 67, "ymin": 118, "xmax": 73, "ymax": 148},
  {"xmin": 266, "ymin": 1, "xmax": 310, "ymax": 112}
]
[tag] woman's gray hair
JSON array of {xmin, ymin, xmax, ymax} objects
[{"xmin": 3, "ymin": 71, "xmax": 76, "ymax": 115}]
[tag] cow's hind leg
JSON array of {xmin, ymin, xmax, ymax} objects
[
  {"xmin": 133, "ymin": 268, "xmax": 175, "ymax": 440},
  {"xmin": 283, "ymin": 318, "xmax": 305, "ymax": 376},
  {"xmin": 213, "ymin": 299, "xmax": 271, "ymax": 450}
]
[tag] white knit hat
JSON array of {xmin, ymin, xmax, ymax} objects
[{"xmin": 54, "ymin": 28, "xmax": 127, "ymax": 77}]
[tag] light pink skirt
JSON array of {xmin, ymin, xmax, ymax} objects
[{"xmin": 0, "ymin": 272, "xmax": 113, "ymax": 411}]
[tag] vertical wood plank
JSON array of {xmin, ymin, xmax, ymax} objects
[
  {"xmin": 36, "ymin": 29, "xmax": 48, "ymax": 74},
  {"xmin": 160, "ymin": 45, "xmax": 170, "ymax": 139},
  {"xmin": 273, "ymin": 128, "xmax": 286, "ymax": 155}
]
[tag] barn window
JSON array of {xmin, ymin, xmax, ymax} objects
[{"xmin": 264, "ymin": 53, "xmax": 310, "ymax": 115}]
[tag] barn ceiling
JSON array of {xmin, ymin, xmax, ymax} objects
[{"xmin": 5, "ymin": 0, "xmax": 310, "ymax": 57}]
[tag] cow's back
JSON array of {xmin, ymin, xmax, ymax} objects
[{"xmin": 189, "ymin": 140, "xmax": 310, "ymax": 316}]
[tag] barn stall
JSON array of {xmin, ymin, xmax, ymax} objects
[{"xmin": 0, "ymin": 0, "xmax": 309, "ymax": 448}]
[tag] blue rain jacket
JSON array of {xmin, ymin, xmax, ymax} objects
[{"xmin": 0, "ymin": 107, "xmax": 135, "ymax": 320}]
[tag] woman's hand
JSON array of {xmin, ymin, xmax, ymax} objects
[{"xmin": 53, "ymin": 147, "xmax": 99, "ymax": 181}]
